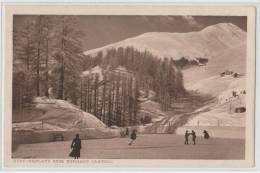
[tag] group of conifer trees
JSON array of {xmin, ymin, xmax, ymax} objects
[
  {"xmin": 80, "ymin": 71, "xmax": 140, "ymax": 127},
  {"xmin": 13, "ymin": 16, "xmax": 84, "ymax": 110},
  {"xmin": 13, "ymin": 15, "xmax": 185, "ymax": 127},
  {"xmin": 83, "ymin": 47, "xmax": 186, "ymax": 112}
]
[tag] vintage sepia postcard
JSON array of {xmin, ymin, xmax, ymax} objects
[{"xmin": 3, "ymin": 5, "xmax": 256, "ymax": 169}]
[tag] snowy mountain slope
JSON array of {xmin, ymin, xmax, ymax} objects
[
  {"xmin": 180, "ymin": 43, "xmax": 246, "ymax": 127},
  {"xmin": 183, "ymin": 100, "xmax": 246, "ymax": 127},
  {"xmin": 181, "ymin": 75, "xmax": 246, "ymax": 127},
  {"xmin": 84, "ymin": 23, "xmax": 246, "ymax": 61},
  {"xmin": 81, "ymin": 22, "xmax": 247, "ymax": 130},
  {"xmin": 186, "ymin": 75, "xmax": 245, "ymax": 97},
  {"xmin": 183, "ymin": 43, "xmax": 246, "ymax": 87}
]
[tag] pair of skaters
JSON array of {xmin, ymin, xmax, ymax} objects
[{"xmin": 184, "ymin": 130, "xmax": 210, "ymax": 145}]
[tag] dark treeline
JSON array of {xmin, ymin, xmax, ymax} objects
[
  {"xmin": 174, "ymin": 56, "xmax": 209, "ymax": 69},
  {"xmin": 83, "ymin": 47, "xmax": 186, "ymax": 112}
]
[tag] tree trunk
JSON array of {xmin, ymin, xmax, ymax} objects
[
  {"xmin": 45, "ymin": 39, "xmax": 49, "ymax": 97},
  {"xmin": 128, "ymin": 77, "xmax": 133, "ymax": 126},
  {"xmin": 108, "ymin": 79, "xmax": 112, "ymax": 127},
  {"xmin": 80, "ymin": 79, "xmax": 83, "ymax": 109},
  {"xmin": 58, "ymin": 17, "xmax": 65, "ymax": 100},
  {"xmin": 101, "ymin": 76, "xmax": 107, "ymax": 122},
  {"xmin": 58, "ymin": 57, "xmax": 64, "ymax": 99},
  {"xmin": 36, "ymin": 37, "xmax": 41, "ymax": 96}
]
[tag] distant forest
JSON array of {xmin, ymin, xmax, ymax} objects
[
  {"xmin": 13, "ymin": 16, "xmax": 186, "ymax": 127},
  {"xmin": 80, "ymin": 47, "xmax": 186, "ymax": 126}
]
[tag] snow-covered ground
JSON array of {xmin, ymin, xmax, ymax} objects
[
  {"xmin": 186, "ymin": 75, "xmax": 245, "ymax": 97},
  {"xmin": 81, "ymin": 65, "xmax": 104, "ymax": 80},
  {"xmin": 183, "ymin": 106, "xmax": 245, "ymax": 127},
  {"xmin": 181, "ymin": 66, "xmax": 246, "ymax": 127},
  {"xmin": 139, "ymin": 100, "xmax": 166, "ymax": 122},
  {"xmin": 135, "ymin": 89, "xmax": 166, "ymax": 122},
  {"xmin": 182, "ymin": 75, "xmax": 246, "ymax": 127},
  {"xmin": 183, "ymin": 44, "xmax": 246, "ymax": 89}
]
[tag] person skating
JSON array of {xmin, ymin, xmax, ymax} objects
[
  {"xmin": 203, "ymin": 130, "xmax": 210, "ymax": 139},
  {"xmin": 191, "ymin": 130, "xmax": 196, "ymax": 145},
  {"xmin": 128, "ymin": 129, "xmax": 137, "ymax": 146},
  {"xmin": 125, "ymin": 128, "xmax": 129, "ymax": 136},
  {"xmin": 69, "ymin": 134, "xmax": 82, "ymax": 159},
  {"xmin": 184, "ymin": 130, "xmax": 190, "ymax": 144}
]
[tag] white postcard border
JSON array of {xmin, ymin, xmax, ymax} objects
[{"xmin": 2, "ymin": 5, "xmax": 256, "ymax": 170}]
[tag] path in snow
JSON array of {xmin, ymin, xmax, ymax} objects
[{"xmin": 149, "ymin": 93, "xmax": 214, "ymax": 133}]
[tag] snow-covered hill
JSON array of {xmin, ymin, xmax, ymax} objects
[
  {"xmin": 13, "ymin": 97, "xmax": 122, "ymax": 135},
  {"xmin": 183, "ymin": 43, "xmax": 246, "ymax": 87},
  {"xmin": 176, "ymin": 25, "xmax": 247, "ymax": 128},
  {"xmin": 180, "ymin": 74, "xmax": 246, "ymax": 127},
  {"xmin": 34, "ymin": 97, "xmax": 106, "ymax": 130},
  {"xmin": 84, "ymin": 23, "xmax": 246, "ymax": 61},
  {"xmin": 180, "ymin": 43, "xmax": 246, "ymax": 127}
]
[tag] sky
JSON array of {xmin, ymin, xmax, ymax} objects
[{"xmin": 14, "ymin": 15, "xmax": 247, "ymax": 51}]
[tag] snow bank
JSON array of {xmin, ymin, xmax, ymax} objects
[
  {"xmin": 31, "ymin": 97, "xmax": 106, "ymax": 130},
  {"xmin": 13, "ymin": 121, "xmax": 66, "ymax": 131},
  {"xmin": 114, "ymin": 66, "xmax": 128, "ymax": 73},
  {"xmin": 12, "ymin": 97, "xmax": 122, "ymax": 145}
]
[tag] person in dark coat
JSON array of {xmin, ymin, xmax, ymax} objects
[
  {"xmin": 69, "ymin": 134, "xmax": 82, "ymax": 159},
  {"xmin": 184, "ymin": 130, "xmax": 190, "ymax": 144},
  {"xmin": 125, "ymin": 128, "xmax": 129, "ymax": 136},
  {"xmin": 128, "ymin": 129, "xmax": 137, "ymax": 145},
  {"xmin": 203, "ymin": 130, "xmax": 210, "ymax": 139},
  {"xmin": 191, "ymin": 130, "xmax": 196, "ymax": 145}
]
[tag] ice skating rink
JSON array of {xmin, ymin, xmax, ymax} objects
[{"xmin": 12, "ymin": 134, "xmax": 244, "ymax": 160}]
